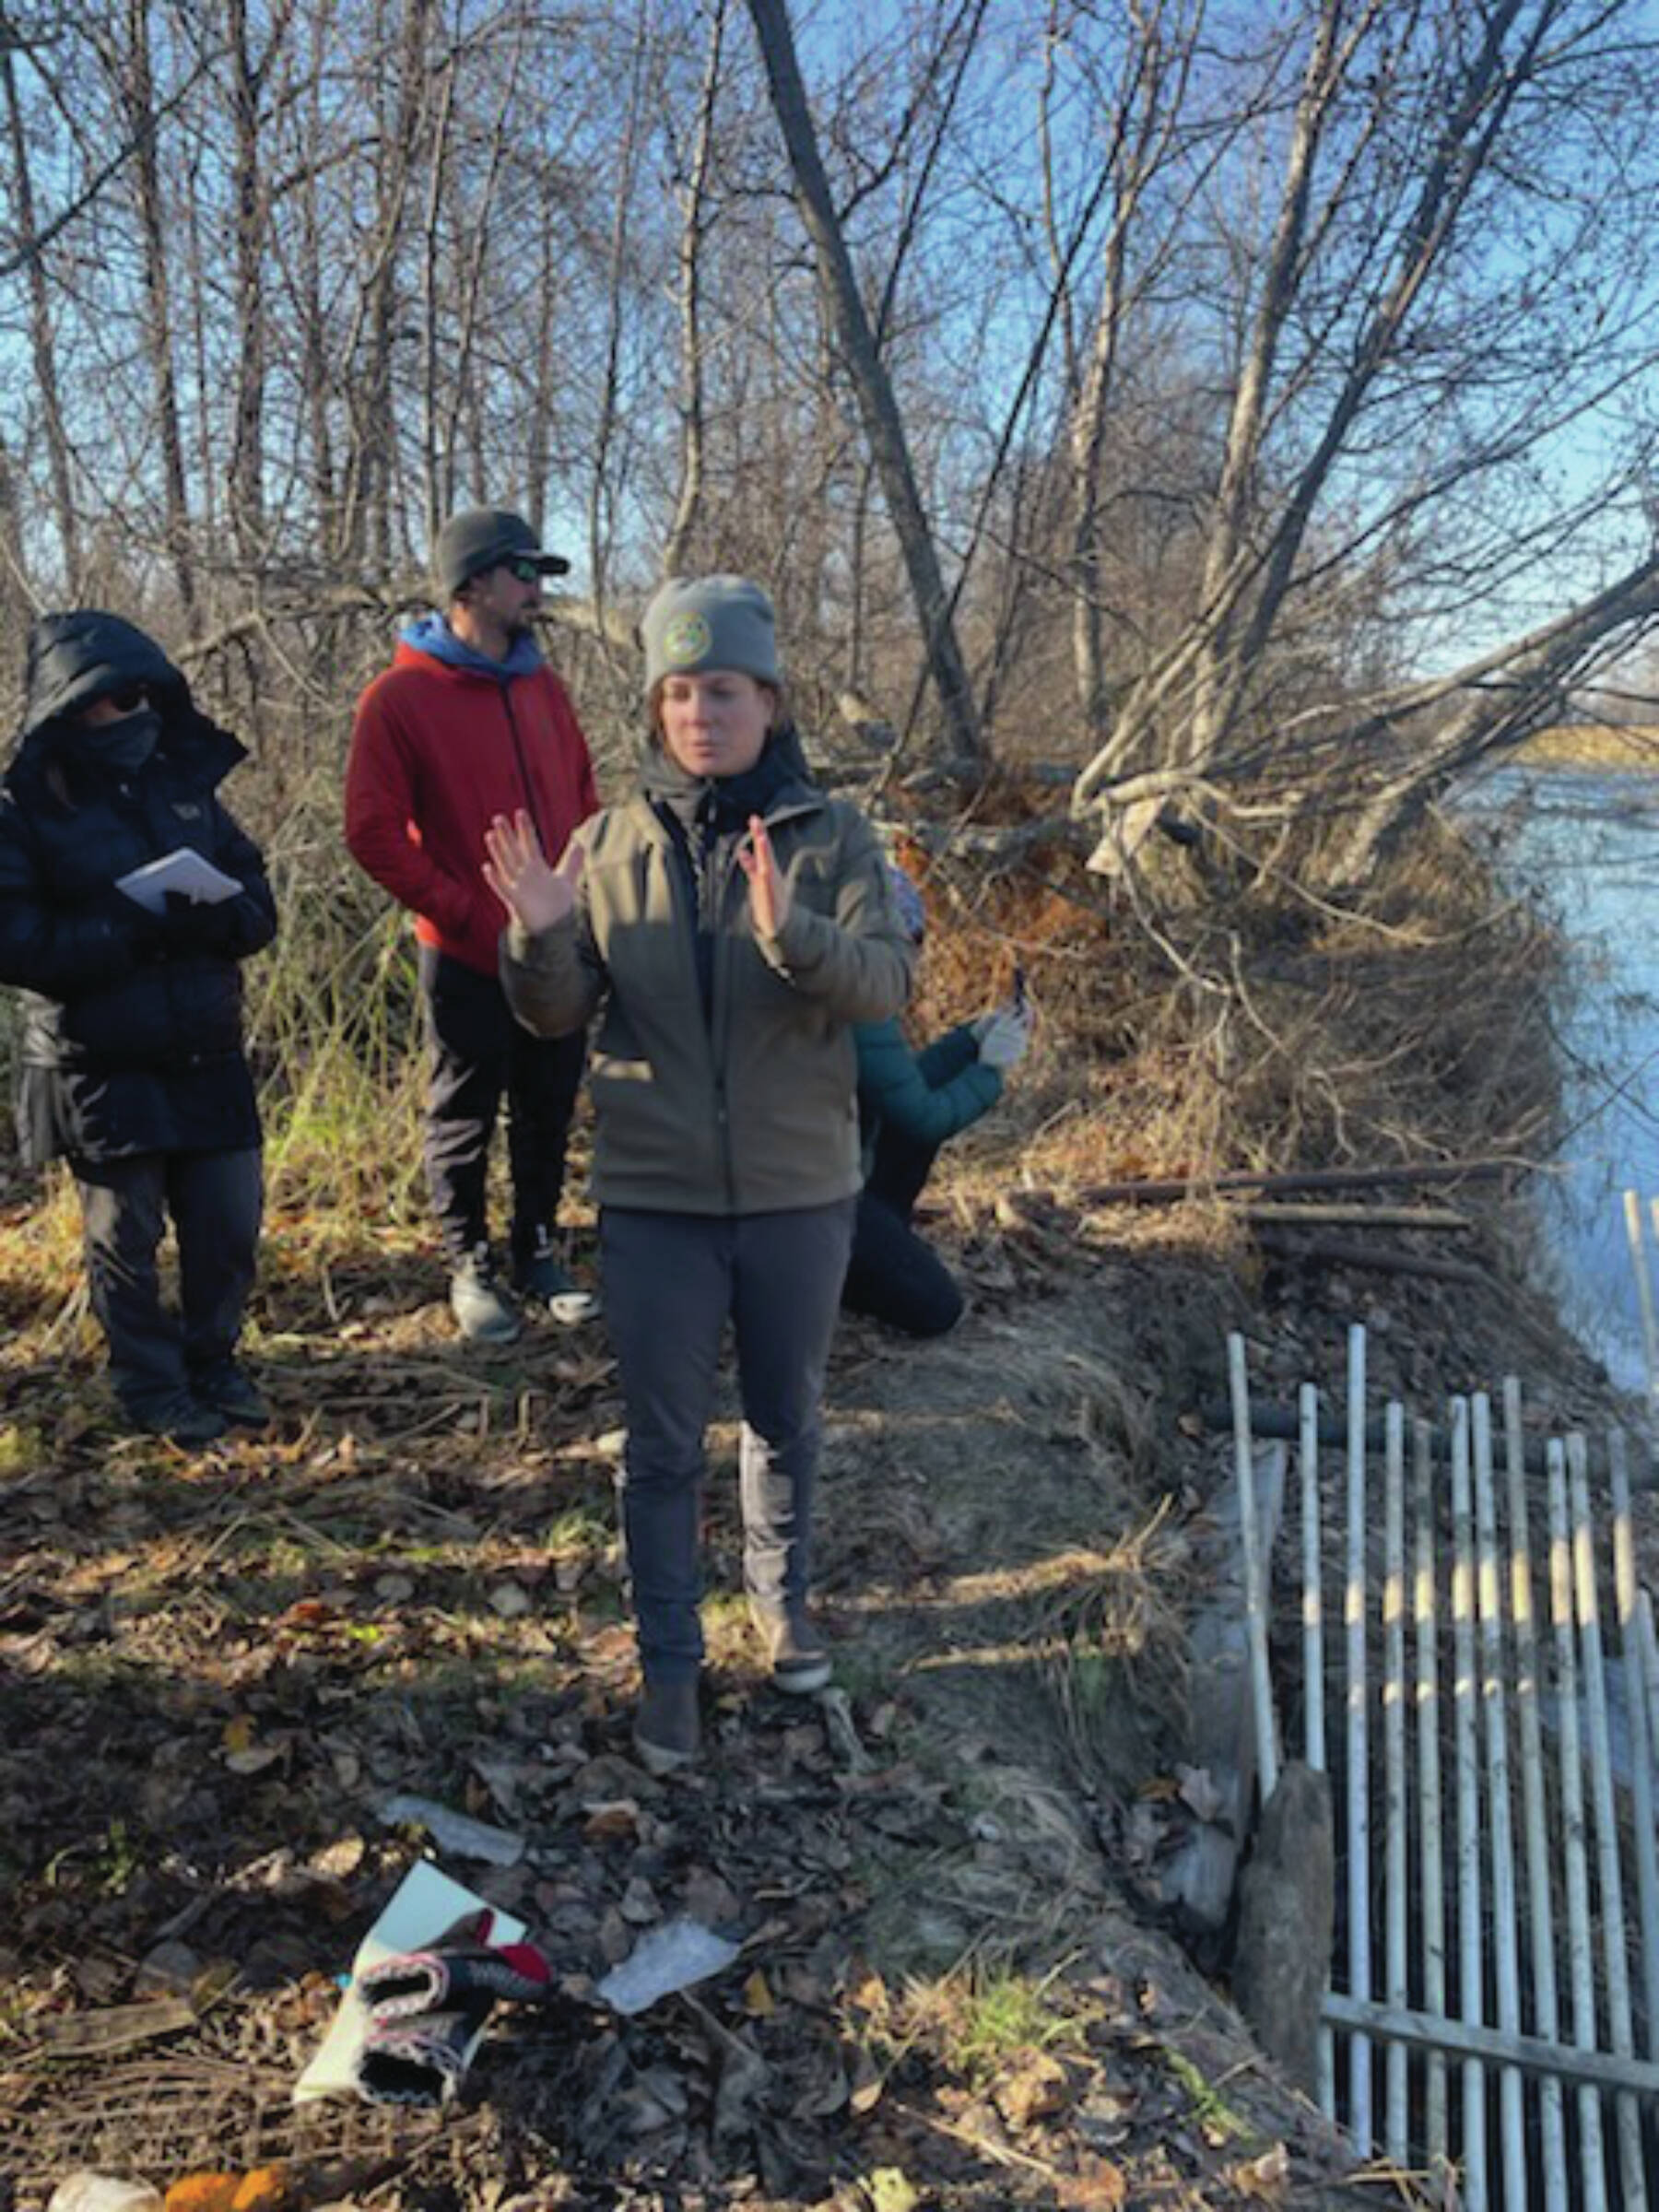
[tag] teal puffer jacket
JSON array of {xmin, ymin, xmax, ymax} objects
[{"xmin": 854, "ymin": 1017, "xmax": 1001, "ymax": 1179}]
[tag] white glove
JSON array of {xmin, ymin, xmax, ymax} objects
[{"xmin": 976, "ymin": 1006, "xmax": 1031, "ymax": 1071}]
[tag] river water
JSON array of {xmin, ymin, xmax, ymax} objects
[{"xmin": 1474, "ymin": 764, "xmax": 1659, "ymax": 1395}]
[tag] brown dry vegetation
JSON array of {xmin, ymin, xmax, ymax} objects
[{"xmin": 0, "ymin": 798, "xmax": 1641, "ymax": 2212}]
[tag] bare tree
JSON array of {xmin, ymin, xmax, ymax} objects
[
  {"xmin": 0, "ymin": 0, "xmax": 1653, "ymax": 895},
  {"xmin": 0, "ymin": 34, "xmax": 78, "ymax": 584},
  {"xmin": 1041, "ymin": 0, "xmax": 1209, "ymax": 750},
  {"xmin": 744, "ymin": 0, "xmax": 984, "ymax": 771},
  {"xmin": 225, "ymin": 0, "xmax": 296, "ymax": 566},
  {"xmin": 1061, "ymin": 0, "xmax": 1659, "ymax": 884},
  {"xmin": 337, "ymin": 0, "xmax": 437, "ymax": 574},
  {"xmin": 113, "ymin": 0, "xmax": 199, "ymax": 624},
  {"xmin": 663, "ymin": 0, "xmax": 726, "ymax": 576}
]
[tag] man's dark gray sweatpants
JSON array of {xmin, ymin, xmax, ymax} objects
[
  {"xmin": 600, "ymin": 1200, "xmax": 855, "ymax": 1685},
  {"xmin": 74, "ymin": 1147, "xmax": 263, "ymax": 1418}
]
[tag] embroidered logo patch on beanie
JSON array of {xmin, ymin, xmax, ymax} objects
[{"xmin": 663, "ymin": 612, "xmax": 712, "ymax": 666}]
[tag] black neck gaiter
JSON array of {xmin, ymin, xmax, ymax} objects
[{"xmin": 69, "ymin": 708, "xmax": 161, "ymax": 777}]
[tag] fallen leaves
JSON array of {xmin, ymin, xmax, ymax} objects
[
  {"xmin": 992, "ymin": 2051, "xmax": 1077, "ymax": 2130},
  {"xmin": 1226, "ymin": 2141, "xmax": 1292, "ymax": 2199},
  {"xmin": 862, "ymin": 2168, "xmax": 920, "ymax": 2212},
  {"xmin": 1054, "ymin": 2157, "xmax": 1128, "ymax": 2209},
  {"xmin": 163, "ymin": 2169, "xmax": 288, "ymax": 2212},
  {"xmin": 742, "ymin": 1967, "xmax": 776, "ymax": 2017},
  {"xmin": 577, "ymin": 1799, "xmax": 639, "ymax": 1848},
  {"xmin": 2, "ymin": 1230, "xmax": 1342, "ymax": 2212}
]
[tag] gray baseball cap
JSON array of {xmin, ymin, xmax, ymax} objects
[{"xmin": 433, "ymin": 507, "xmax": 571, "ymax": 598}]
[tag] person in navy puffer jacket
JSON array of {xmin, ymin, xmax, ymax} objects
[{"xmin": 0, "ymin": 611, "xmax": 276, "ymax": 1443}]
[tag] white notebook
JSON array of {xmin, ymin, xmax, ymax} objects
[{"xmin": 114, "ymin": 848, "xmax": 241, "ymax": 913}]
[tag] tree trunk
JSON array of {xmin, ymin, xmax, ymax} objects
[
  {"xmin": 294, "ymin": 35, "xmax": 339, "ymax": 563},
  {"xmin": 226, "ymin": 0, "xmax": 279, "ymax": 569},
  {"xmin": 340, "ymin": 0, "xmax": 432, "ymax": 575},
  {"xmin": 663, "ymin": 0, "xmax": 726, "ymax": 576},
  {"xmin": 1, "ymin": 44, "xmax": 79, "ymax": 586},
  {"xmin": 589, "ymin": 0, "xmax": 651, "ymax": 636},
  {"xmin": 524, "ymin": 217, "xmax": 557, "ymax": 542},
  {"xmin": 122, "ymin": 0, "xmax": 197, "ymax": 626},
  {"xmin": 744, "ymin": 0, "xmax": 984, "ymax": 773},
  {"xmin": 1322, "ymin": 547, "xmax": 1659, "ymax": 888}
]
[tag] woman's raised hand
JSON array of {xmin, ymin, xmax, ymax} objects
[
  {"xmin": 484, "ymin": 809, "xmax": 585, "ymax": 934},
  {"xmin": 736, "ymin": 814, "xmax": 792, "ymax": 938}
]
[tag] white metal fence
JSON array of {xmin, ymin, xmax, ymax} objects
[{"xmin": 1229, "ymin": 1327, "xmax": 1659, "ymax": 2207}]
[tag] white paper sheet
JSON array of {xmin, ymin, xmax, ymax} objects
[
  {"xmin": 115, "ymin": 848, "xmax": 241, "ymax": 913},
  {"xmin": 595, "ymin": 1917, "xmax": 740, "ymax": 2016},
  {"xmin": 293, "ymin": 1858, "xmax": 525, "ymax": 2105}
]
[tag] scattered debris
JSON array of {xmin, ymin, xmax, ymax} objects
[
  {"xmin": 9, "ymin": 1198, "xmax": 1554, "ymax": 2204},
  {"xmin": 376, "ymin": 1796, "xmax": 524, "ymax": 1867},
  {"xmin": 37, "ymin": 1997, "xmax": 196, "ymax": 2056},
  {"xmin": 818, "ymin": 1683, "xmax": 873, "ymax": 1772},
  {"xmin": 162, "ymin": 2171, "xmax": 288, "ymax": 2212},
  {"xmin": 296, "ymin": 1860, "xmax": 527, "ymax": 2106},
  {"xmin": 594, "ymin": 1916, "xmax": 742, "ymax": 2018},
  {"xmin": 47, "ymin": 2180, "xmax": 163, "ymax": 2212}
]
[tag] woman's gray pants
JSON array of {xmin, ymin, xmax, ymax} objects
[{"xmin": 600, "ymin": 1201, "xmax": 855, "ymax": 1685}]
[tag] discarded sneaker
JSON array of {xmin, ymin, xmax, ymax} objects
[
  {"xmin": 450, "ymin": 1246, "xmax": 520, "ymax": 1344},
  {"xmin": 124, "ymin": 1391, "xmax": 229, "ymax": 1447},
  {"xmin": 512, "ymin": 1228, "xmax": 599, "ymax": 1325},
  {"xmin": 754, "ymin": 1603, "xmax": 833, "ymax": 1695},
  {"xmin": 632, "ymin": 1676, "xmax": 700, "ymax": 1776},
  {"xmin": 192, "ymin": 1359, "xmax": 269, "ymax": 1427}
]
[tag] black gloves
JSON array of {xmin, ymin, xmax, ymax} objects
[{"xmin": 131, "ymin": 889, "xmax": 244, "ymax": 959}]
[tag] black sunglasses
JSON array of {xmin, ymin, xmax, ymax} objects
[{"xmin": 503, "ymin": 556, "xmax": 544, "ymax": 584}]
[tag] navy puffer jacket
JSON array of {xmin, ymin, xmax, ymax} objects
[{"xmin": 0, "ymin": 611, "xmax": 276, "ymax": 1162}]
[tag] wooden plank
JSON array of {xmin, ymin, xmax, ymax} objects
[
  {"xmin": 32, "ymin": 1995, "xmax": 196, "ymax": 2056},
  {"xmin": 1241, "ymin": 1202, "xmax": 1471, "ymax": 1232},
  {"xmin": 1082, "ymin": 1159, "xmax": 1517, "ymax": 1206},
  {"xmin": 1251, "ymin": 1232, "xmax": 1486, "ymax": 1287}
]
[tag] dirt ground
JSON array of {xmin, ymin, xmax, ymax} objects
[{"xmin": 1, "ymin": 1097, "xmax": 1641, "ymax": 2212}]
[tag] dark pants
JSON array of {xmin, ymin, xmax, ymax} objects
[
  {"xmin": 419, "ymin": 947, "xmax": 585, "ymax": 1266},
  {"xmin": 74, "ymin": 1147, "xmax": 263, "ymax": 1416},
  {"xmin": 600, "ymin": 1201, "xmax": 856, "ymax": 1684},
  {"xmin": 841, "ymin": 1124, "xmax": 963, "ymax": 1336}
]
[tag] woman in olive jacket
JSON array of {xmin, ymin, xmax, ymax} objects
[
  {"xmin": 0, "ymin": 611, "xmax": 276, "ymax": 1443},
  {"xmin": 487, "ymin": 576, "xmax": 912, "ymax": 1774}
]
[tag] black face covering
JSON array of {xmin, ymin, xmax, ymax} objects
[{"xmin": 71, "ymin": 707, "xmax": 161, "ymax": 775}]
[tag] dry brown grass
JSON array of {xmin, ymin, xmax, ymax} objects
[{"xmin": 890, "ymin": 804, "xmax": 1559, "ymax": 1216}]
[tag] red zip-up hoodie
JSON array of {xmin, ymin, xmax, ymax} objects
[{"xmin": 347, "ymin": 633, "xmax": 599, "ymax": 977}]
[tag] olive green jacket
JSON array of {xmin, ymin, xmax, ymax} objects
[{"xmin": 500, "ymin": 783, "xmax": 912, "ymax": 1215}]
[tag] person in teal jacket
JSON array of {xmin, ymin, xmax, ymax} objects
[{"xmin": 841, "ymin": 868, "xmax": 1030, "ymax": 1335}]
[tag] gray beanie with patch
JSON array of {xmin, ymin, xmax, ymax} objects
[{"xmin": 641, "ymin": 575, "xmax": 781, "ymax": 689}]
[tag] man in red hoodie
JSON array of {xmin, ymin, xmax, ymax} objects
[{"xmin": 347, "ymin": 507, "xmax": 599, "ymax": 1341}]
